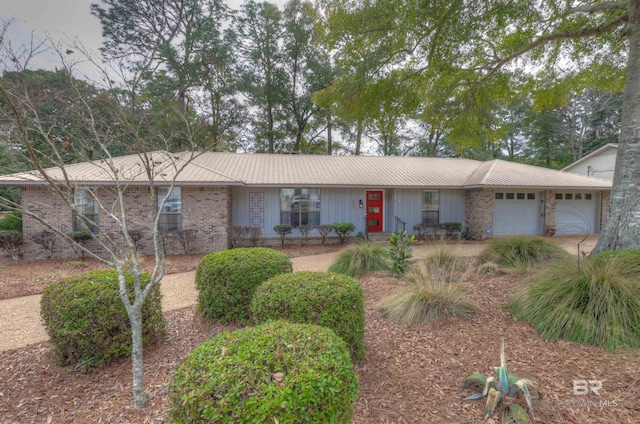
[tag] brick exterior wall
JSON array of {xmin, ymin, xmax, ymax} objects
[
  {"xmin": 21, "ymin": 185, "xmax": 230, "ymax": 260},
  {"xmin": 543, "ymin": 190, "xmax": 556, "ymax": 236},
  {"xmin": 464, "ymin": 189, "xmax": 494, "ymax": 240}
]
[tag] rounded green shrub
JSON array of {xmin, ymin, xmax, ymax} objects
[
  {"xmin": 167, "ymin": 320, "xmax": 360, "ymax": 423},
  {"xmin": 195, "ymin": 247, "xmax": 292, "ymax": 324},
  {"xmin": 0, "ymin": 211, "xmax": 21, "ymax": 232},
  {"xmin": 508, "ymin": 253, "xmax": 640, "ymax": 351},
  {"xmin": 40, "ymin": 270, "xmax": 165, "ymax": 366},
  {"xmin": 478, "ymin": 235, "xmax": 570, "ymax": 271},
  {"xmin": 251, "ymin": 271, "xmax": 365, "ymax": 360}
]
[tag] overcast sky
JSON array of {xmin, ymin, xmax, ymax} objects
[
  {"xmin": 0, "ymin": 0, "xmax": 285, "ymax": 73},
  {"xmin": 1, "ymin": 0, "xmax": 102, "ymax": 70}
]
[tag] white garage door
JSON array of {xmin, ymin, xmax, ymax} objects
[
  {"xmin": 493, "ymin": 192, "xmax": 542, "ymax": 236},
  {"xmin": 555, "ymin": 192, "xmax": 597, "ymax": 235}
]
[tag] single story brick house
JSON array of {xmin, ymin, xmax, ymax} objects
[{"xmin": 0, "ymin": 151, "xmax": 612, "ymax": 260}]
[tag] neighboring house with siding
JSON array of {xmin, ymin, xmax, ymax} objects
[
  {"xmin": 562, "ymin": 143, "xmax": 618, "ymax": 180},
  {"xmin": 0, "ymin": 151, "xmax": 612, "ymax": 260},
  {"xmin": 560, "ymin": 144, "xmax": 618, "ymax": 236}
]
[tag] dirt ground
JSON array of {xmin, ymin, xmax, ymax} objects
[{"xmin": 1, "ymin": 239, "xmax": 639, "ymax": 423}]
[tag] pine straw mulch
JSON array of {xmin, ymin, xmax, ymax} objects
[
  {"xmin": 2, "ymin": 258, "xmax": 640, "ymax": 423},
  {"xmin": 0, "ymin": 243, "xmax": 345, "ymax": 300}
]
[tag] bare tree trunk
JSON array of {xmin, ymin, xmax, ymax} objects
[
  {"xmin": 129, "ymin": 305, "xmax": 145, "ymax": 407},
  {"xmin": 177, "ymin": 87, "xmax": 187, "ymax": 116},
  {"xmin": 593, "ymin": 0, "xmax": 640, "ymax": 253},
  {"xmin": 355, "ymin": 120, "xmax": 363, "ymax": 155},
  {"xmin": 267, "ymin": 101, "xmax": 275, "ymax": 153},
  {"xmin": 327, "ymin": 108, "xmax": 332, "ymax": 155}
]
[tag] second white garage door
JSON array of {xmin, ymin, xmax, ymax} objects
[
  {"xmin": 555, "ymin": 192, "xmax": 597, "ymax": 235},
  {"xmin": 493, "ymin": 192, "xmax": 543, "ymax": 236}
]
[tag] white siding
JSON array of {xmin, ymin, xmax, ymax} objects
[
  {"xmin": 386, "ymin": 189, "xmax": 465, "ymax": 234},
  {"xmin": 232, "ymin": 187, "xmax": 281, "ymax": 237},
  {"xmin": 320, "ymin": 188, "xmax": 369, "ymax": 233},
  {"xmin": 441, "ymin": 190, "xmax": 466, "ymax": 224},
  {"xmin": 565, "ymin": 148, "xmax": 617, "ymax": 180},
  {"xmin": 389, "ymin": 189, "xmax": 423, "ymax": 232},
  {"xmin": 232, "ymin": 187, "xmax": 466, "ymax": 237}
]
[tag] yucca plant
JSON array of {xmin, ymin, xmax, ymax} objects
[
  {"xmin": 464, "ymin": 338, "xmax": 537, "ymax": 423},
  {"xmin": 328, "ymin": 240, "xmax": 389, "ymax": 277}
]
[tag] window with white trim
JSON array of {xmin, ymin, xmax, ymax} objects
[
  {"xmin": 495, "ymin": 192, "xmax": 536, "ymax": 201},
  {"xmin": 422, "ymin": 190, "xmax": 440, "ymax": 225},
  {"xmin": 158, "ymin": 187, "xmax": 182, "ymax": 232},
  {"xmin": 280, "ymin": 188, "xmax": 320, "ymax": 228},
  {"xmin": 556, "ymin": 192, "xmax": 593, "ymax": 201},
  {"xmin": 74, "ymin": 188, "xmax": 99, "ymax": 233}
]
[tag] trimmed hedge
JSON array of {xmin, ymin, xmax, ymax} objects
[
  {"xmin": 0, "ymin": 230, "xmax": 22, "ymax": 261},
  {"xmin": 332, "ymin": 222, "xmax": 355, "ymax": 243},
  {"xmin": 251, "ymin": 271, "xmax": 365, "ymax": 360},
  {"xmin": 0, "ymin": 211, "xmax": 21, "ymax": 232},
  {"xmin": 195, "ymin": 247, "xmax": 292, "ymax": 324},
  {"xmin": 167, "ymin": 320, "xmax": 360, "ymax": 423},
  {"xmin": 40, "ymin": 270, "xmax": 165, "ymax": 366}
]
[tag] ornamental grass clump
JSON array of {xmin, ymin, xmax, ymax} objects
[
  {"xmin": 328, "ymin": 239, "xmax": 389, "ymax": 277},
  {"xmin": 40, "ymin": 270, "xmax": 165, "ymax": 366},
  {"xmin": 379, "ymin": 251, "xmax": 475, "ymax": 326},
  {"xmin": 251, "ymin": 271, "xmax": 365, "ymax": 360},
  {"xmin": 424, "ymin": 246, "xmax": 466, "ymax": 277},
  {"xmin": 167, "ymin": 320, "xmax": 360, "ymax": 423},
  {"xmin": 508, "ymin": 250, "xmax": 640, "ymax": 351},
  {"xmin": 478, "ymin": 235, "xmax": 569, "ymax": 272},
  {"xmin": 195, "ymin": 247, "xmax": 292, "ymax": 324}
]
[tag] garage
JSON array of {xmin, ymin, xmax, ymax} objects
[
  {"xmin": 493, "ymin": 191, "xmax": 542, "ymax": 236},
  {"xmin": 555, "ymin": 192, "xmax": 597, "ymax": 235}
]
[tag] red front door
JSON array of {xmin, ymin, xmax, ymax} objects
[{"xmin": 366, "ymin": 191, "xmax": 383, "ymax": 232}]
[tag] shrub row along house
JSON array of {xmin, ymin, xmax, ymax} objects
[{"xmin": 0, "ymin": 151, "xmax": 611, "ymax": 260}]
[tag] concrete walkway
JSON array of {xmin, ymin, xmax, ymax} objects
[
  {"xmin": 0, "ymin": 236, "xmax": 597, "ymax": 352},
  {"xmin": 0, "ymin": 251, "xmax": 346, "ymax": 351}
]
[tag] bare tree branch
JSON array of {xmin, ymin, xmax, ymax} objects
[
  {"xmin": 570, "ymin": 1, "xmax": 628, "ymax": 15},
  {"xmin": 483, "ymin": 13, "xmax": 629, "ymax": 82}
]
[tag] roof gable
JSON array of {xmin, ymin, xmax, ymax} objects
[{"xmin": 562, "ymin": 143, "xmax": 618, "ymax": 171}]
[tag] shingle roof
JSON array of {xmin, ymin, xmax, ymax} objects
[{"xmin": 0, "ymin": 151, "xmax": 612, "ymax": 190}]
